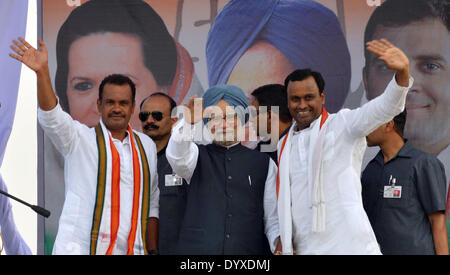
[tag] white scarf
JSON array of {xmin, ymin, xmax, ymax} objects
[{"xmin": 277, "ymin": 111, "xmax": 331, "ymax": 254}]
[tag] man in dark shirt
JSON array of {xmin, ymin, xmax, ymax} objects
[
  {"xmin": 166, "ymin": 85, "xmax": 280, "ymax": 255},
  {"xmin": 362, "ymin": 110, "xmax": 448, "ymax": 254},
  {"xmin": 250, "ymin": 84, "xmax": 292, "ymax": 163},
  {"xmin": 140, "ymin": 93, "xmax": 187, "ymax": 255}
]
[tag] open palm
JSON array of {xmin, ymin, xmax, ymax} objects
[
  {"xmin": 9, "ymin": 38, "xmax": 48, "ymax": 73},
  {"xmin": 366, "ymin": 39, "xmax": 409, "ymax": 72}
]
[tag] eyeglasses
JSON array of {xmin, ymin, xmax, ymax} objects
[
  {"xmin": 206, "ymin": 113, "xmax": 238, "ymax": 123},
  {"xmin": 139, "ymin": 111, "xmax": 164, "ymax": 122}
]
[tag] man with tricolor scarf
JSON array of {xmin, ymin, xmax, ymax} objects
[
  {"xmin": 166, "ymin": 85, "xmax": 280, "ymax": 255},
  {"xmin": 276, "ymin": 39, "xmax": 413, "ymax": 254},
  {"xmin": 9, "ymin": 38, "xmax": 160, "ymax": 255}
]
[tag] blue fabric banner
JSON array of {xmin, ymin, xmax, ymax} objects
[
  {"xmin": 0, "ymin": 0, "xmax": 29, "ymax": 166},
  {"xmin": 0, "ymin": 0, "xmax": 30, "ymax": 255}
]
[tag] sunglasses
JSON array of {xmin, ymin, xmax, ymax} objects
[{"xmin": 139, "ymin": 111, "xmax": 164, "ymax": 122}]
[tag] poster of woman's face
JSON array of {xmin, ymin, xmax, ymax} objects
[{"xmin": 362, "ymin": 0, "xmax": 450, "ymax": 226}]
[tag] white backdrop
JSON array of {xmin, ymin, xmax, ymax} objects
[{"xmin": 0, "ymin": 1, "xmax": 37, "ymax": 255}]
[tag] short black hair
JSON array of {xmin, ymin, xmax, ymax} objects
[
  {"xmin": 55, "ymin": 0, "xmax": 177, "ymax": 113},
  {"xmin": 251, "ymin": 84, "xmax": 292, "ymax": 123},
  {"xmin": 393, "ymin": 109, "xmax": 407, "ymax": 137},
  {"xmin": 284, "ymin": 69, "xmax": 325, "ymax": 95},
  {"xmin": 99, "ymin": 74, "xmax": 136, "ymax": 102},
  {"xmin": 364, "ymin": 0, "xmax": 450, "ymax": 66},
  {"xmin": 139, "ymin": 92, "xmax": 177, "ymax": 112}
]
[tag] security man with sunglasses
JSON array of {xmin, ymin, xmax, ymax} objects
[{"xmin": 140, "ymin": 93, "xmax": 187, "ymax": 255}]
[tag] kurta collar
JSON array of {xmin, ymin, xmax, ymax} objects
[
  {"xmin": 210, "ymin": 142, "xmax": 244, "ymax": 153},
  {"xmin": 101, "ymin": 119, "xmax": 131, "ymax": 144}
]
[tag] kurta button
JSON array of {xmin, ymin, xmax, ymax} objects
[
  {"xmin": 228, "ymin": 176, "xmax": 232, "ymax": 180},
  {"xmin": 227, "ymin": 157, "xmax": 231, "ymax": 161},
  {"xmin": 226, "ymin": 234, "xmax": 230, "ymax": 238},
  {"xmin": 228, "ymin": 214, "xmax": 232, "ymax": 218}
]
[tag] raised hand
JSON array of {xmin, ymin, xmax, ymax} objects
[
  {"xmin": 366, "ymin": 39, "xmax": 410, "ymax": 86},
  {"xmin": 9, "ymin": 38, "xmax": 48, "ymax": 73},
  {"xmin": 184, "ymin": 96, "xmax": 204, "ymax": 125},
  {"xmin": 9, "ymin": 38, "xmax": 56, "ymax": 110}
]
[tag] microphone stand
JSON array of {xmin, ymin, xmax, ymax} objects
[{"xmin": 0, "ymin": 189, "xmax": 50, "ymax": 218}]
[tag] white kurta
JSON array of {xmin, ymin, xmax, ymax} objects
[
  {"xmin": 38, "ymin": 103, "xmax": 159, "ymax": 255},
  {"xmin": 278, "ymin": 75, "xmax": 413, "ymax": 255},
  {"xmin": 166, "ymin": 119, "xmax": 280, "ymax": 252},
  {"xmin": 289, "ymin": 120, "xmax": 314, "ymax": 251}
]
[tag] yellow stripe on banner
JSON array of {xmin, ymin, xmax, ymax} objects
[
  {"xmin": 90, "ymin": 124, "xmax": 108, "ymax": 255},
  {"xmin": 134, "ymin": 133, "xmax": 150, "ymax": 255}
]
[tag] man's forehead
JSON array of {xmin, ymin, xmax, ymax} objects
[
  {"xmin": 142, "ymin": 95, "xmax": 171, "ymax": 111},
  {"xmin": 205, "ymin": 100, "xmax": 239, "ymax": 115},
  {"xmin": 370, "ymin": 19, "xmax": 450, "ymax": 61},
  {"xmin": 287, "ymin": 77, "xmax": 319, "ymax": 94},
  {"xmin": 102, "ymin": 83, "xmax": 133, "ymax": 99}
]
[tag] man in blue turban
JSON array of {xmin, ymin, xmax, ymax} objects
[
  {"xmin": 166, "ymin": 86, "xmax": 281, "ymax": 254},
  {"xmin": 206, "ymin": 0, "xmax": 351, "ymax": 113},
  {"xmin": 202, "ymin": 84, "xmax": 249, "ymax": 131}
]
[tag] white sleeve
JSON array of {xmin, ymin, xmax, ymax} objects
[
  {"xmin": 343, "ymin": 75, "xmax": 413, "ymax": 138},
  {"xmin": 37, "ymin": 102, "xmax": 81, "ymax": 157},
  {"xmin": 166, "ymin": 119, "xmax": 199, "ymax": 183},
  {"xmin": 263, "ymin": 158, "xmax": 280, "ymax": 253},
  {"xmin": 148, "ymin": 141, "xmax": 160, "ymax": 219}
]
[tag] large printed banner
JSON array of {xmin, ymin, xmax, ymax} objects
[{"xmin": 40, "ymin": 0, "xmax": 450, "ymax": 254}]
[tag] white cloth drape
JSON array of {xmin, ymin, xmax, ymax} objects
[{"xmin": 277, "ymin": 75, "xmax": 413, "ymax": 255}]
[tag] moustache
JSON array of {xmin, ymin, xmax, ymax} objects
[
  {"xmin": 108, "ymin": 112, "xmax": 126, "ymax": 118},
  {"xmin": 144, "ymin": 123, "xmax": 159, "ymax": 131}
]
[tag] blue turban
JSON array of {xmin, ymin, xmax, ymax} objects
[
  {"xmin": 202, "ymin": 84, "xmax": 249, "ymax": 124},
  {"xmin": 206, "ymin": 0, "xmax": 351, "ymax": 113}
]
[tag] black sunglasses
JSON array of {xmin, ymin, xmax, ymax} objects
[{"xmin": 139, "ymin": 111, "xmax": 164, "ymax": 122}]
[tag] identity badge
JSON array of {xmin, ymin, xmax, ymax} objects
[
  {"xmin": 165, "ymin": 174, "xmax": 183, "ymax": 187},
  {"xmin": 383, "ymin": 186, "xmax": 402, "ymax": 199}
]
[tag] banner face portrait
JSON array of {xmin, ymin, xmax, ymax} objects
[{"xmin": 40, "ymin": 0, "xmax": 449, "ymax": 254}]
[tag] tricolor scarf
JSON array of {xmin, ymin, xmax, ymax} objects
[
  {"xmin": 90, "ymin": 121, "xmax": 151, "ymax": 255},
  {"xmin": 276, "ymin": 107, "xmax": 330, "ymax": 254}
]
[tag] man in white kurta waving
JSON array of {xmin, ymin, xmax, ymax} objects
[
  {"xmin": 9, "ymin": 38, "xmax": 159, "ymax": 255},
  {"xmin": 276, "ymin": 39, "xmax": 413, "ymax": 254}
]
